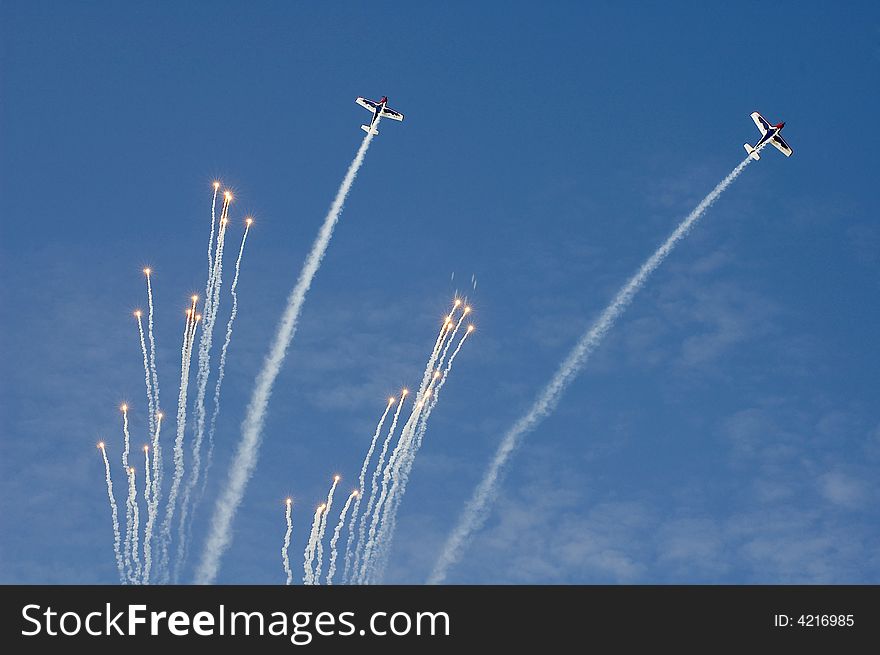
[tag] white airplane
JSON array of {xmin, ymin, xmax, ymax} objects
[
  {"xmin": 355, "ymin": 95, "xmax": 404, "ymax": 135},
  {"xmin": 744, "ymin": 111, "xmax": 793, "ymax": 160}
]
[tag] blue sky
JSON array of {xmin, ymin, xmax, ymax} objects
[{"xmin": 1, "ymin": 1, "xmax": 878, "ymax": 583}]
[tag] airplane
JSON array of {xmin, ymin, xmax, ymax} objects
[
  {"xmin": 355, "ymin": 96, "xmax": 404, "ymax": 134},
  {"xmin": 743, "ymin": 111, "xmax": 793, "ymax": 160}
]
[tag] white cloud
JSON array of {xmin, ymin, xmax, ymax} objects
[{"xmin": 819, "ymin": 470, "xmax": 865, "ymax": 508}]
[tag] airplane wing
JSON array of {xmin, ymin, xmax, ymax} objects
[
  {"xmin": 770, "ymin": 134, "xmax": 793, "ymax": 157},
  {"xmin": 751, "ymin": 111, "xmax": 771, "ymax": 135},
  {"xmin": 380, "ymin": 106, "xmax": 404, "ymax": 121},
  {"xmin": 356, "ymin": 97, "xmax": 378, "ymax": 112}
]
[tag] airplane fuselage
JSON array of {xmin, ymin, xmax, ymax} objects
[
  {"xmin": 369, "ymin": 97, "xmax": 388, "ymax": 127},
  {"xmin": 754, "ymin": 126, "xmax": 781, "ymax": 151}
]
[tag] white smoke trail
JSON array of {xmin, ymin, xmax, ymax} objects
[
  {"xmin": 150, "ymin": 411, "xmax": 164, "ymax": 509},
  {"xmin": 208, "ymin": 182, "xmax": 220, "ymax": 275},
  {"xmin": 327, "ymin": 490, "xmax": 358, "ymax": 584},
  {"xmin": 342, "ymin": 398, "xmax": 394, "ymax": 583},
  {"xmin": 99, "ymin": 444, "xmax": 125, "ymax": 583},
  {"xmin": 135, "ymin": 313, "xmax": 156, "ymax": 439},
  {"xmin": 120, "ymin": 406, "xmax": 132, "ymax": 469},
  {"xmin": 209, "ymin": 200, "xmax": 230, "ymax": 322},
  {"xmin": 352, "ymin": 392, "xmax": 407, "ymax": 581},
  {"xmin": 196, "ymin": 124, "xmax": 380, "ymax": 584},
  {"xmin": 282, "ymin": 499, "xmax": 293, "ymax": 585},
  {"xmin": 144, "ymin": 268, "xmax": 162, "ymax": 572},
  {"xmin": 174, "ymin": 201, "xmax": 230, "ymax": 579},
  {"xmin": 128, "ymin": 467, "xmax": 141, "ymax": 583},
  {"xmin": 158, "ymin": 303, "xmax": 199, "ymax": 580},
  {"xmin": 203, "ymin": 193, "xmax": 229, "ymax": 330},
  {"xmin": 143, "ymin": 445, "xmax": 151, "ymax": 546},
  {"xmin": 120, "ymin": 406, "xmax": 134, "ymax": 582},
  {"xmin": 143, "ymin": 412, "xmax": 163, "ymax": 584},
  {"xmin": 302, "ymin": 505, "xmax": 324, "ymax": 585},
  {"xmin": 313, "ymin": 476, "xmax": 340, "ymax": 584},
  {"xmin": 193, "ymin": 220, "xmax": 252, "ymax": 521},
  {"xmin": 367, "ymin": 328, "xmax": 474, "ymax": 582},
  {"xmin": 429, "ymin": 155, "xmax": 756, "ymax": 584},
  {"xmin": 145, "ymin": 271, "xmax": 160, "ymax": 437}
]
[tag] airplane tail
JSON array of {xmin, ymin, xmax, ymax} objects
[
  {"xmin": 743, "ymin": 143, "xmax": 760, "ymax": 161},
  {"xmin": 361, "ymin": 125, "xmax": 379, "ymax": 135}
]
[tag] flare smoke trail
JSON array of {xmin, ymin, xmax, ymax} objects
[
  {"xmin": 128, "ymin": 468, "xmax": 141, "ymax": 582},
  {"xmin": 313, "ymin": 476, "xmax": 340, "ymax": 584},
  {"xmin": 120, "ymin": 406, "xmax": 132, "ymax": 470},
  {"xmin": 206, "ymin": 193, "xmax": 230, "ymax": 314},
  {"xmin": 159, "ymin": 301, "xmax": 199, "ymax": 580},
  {"xmin": 143, "ymin": 412, "xmax": 163, "ymax": 583},
  {"xmin": 282, "ymin": 499, "xmax": 293, "ymax": 585},
  {"xmin": 120, "ymin": 406, "xmax": 134, "ymax": 581},
  {"xmin": 196, "ymin": 123, "xmax": 380, "ymax": 584},
  {"xmin": 141, "ymin": 446, "xmax": 152, "ymax": 584},
  {"xmin": 352, "ymin": 392, "xmax": 406, "ymax": 581},
  {"xmin": 342, "ymin": 398, "xmax": 394, "ymax": 583},
  {"xmin": 197, "ymin": 220, "xmax": 252, "ymax": 512},
  {"xmin": 302, "ymin": 505, "xmax": 324, "ymax": 585},
  {"xmin": 207, "ymin": 182, "xmax": 219, "ymax": 276},
  {"xmin": 367, "ymin": 327, "xmax": 474, "ymax": 582},
  {"xmin": 174, "ymin": 198, "xmax": 231, "ymax": 578},
  {"xmin": 203, "ymin": 193, "xmax": 229, "ymax": 328},
  {"xmin": 327, "ymin": 491, "xmax": 357, "ymax": 585},
  {"xmin": 99, "ymin": 444, "xmax": 124, "ymax": 582},
  {"xmin": 135, "ymin": 313, "xmax": 156, "ymax": 439},
  {"xmin": 358, "ymin": 373, "xmax": 444, "ymax": 583},
  {"xmin": 145, "ymin": 271, "xmax": 160, "ymax": 436},
  {"xmin": 143, "ymin": 446, "xmax": 151, "ymax": 537},
  {"xmin": 429, "ymin": 155, "xmax": 756, "ymax": 584}
]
